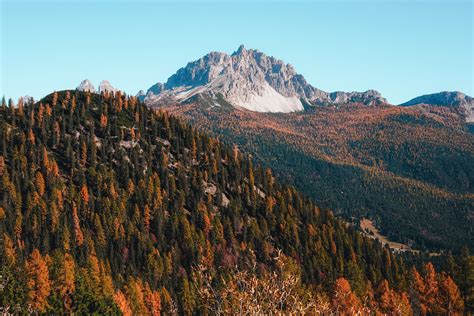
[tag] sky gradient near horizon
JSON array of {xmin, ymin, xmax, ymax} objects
[{"xmin": 1, "ymin": 0, "xmax": 472, "ymax": 104}]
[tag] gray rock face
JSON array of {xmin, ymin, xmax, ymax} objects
[
  {"xmin": 329, "ymin": 90, "xmax": 385, "ymax": 104},
  {"xmin": 144, "ymin": 45, "xmax": 387, "ymax": 112},
  {"xmin": 145, "ymin": 83, "xmax": 165, "ymax": 99},
  {"xmin": 77, "ymin": 79, "xmax": 96, "ymax": 93},
  {"xmin": 401, "ymin": 91, "xmax": 474, "ymax": 122}
]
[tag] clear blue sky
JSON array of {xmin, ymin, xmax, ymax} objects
[{"xmin": 1, "ymin": 0, "xmax": 472, "ymax": 104}]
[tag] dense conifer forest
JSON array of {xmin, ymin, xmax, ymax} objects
[
  {"xmin": 0, "ymin": 91, "xmax": 471, "ymax": 314},
  {"xmin": 167, "ymin": 99, "xmax": 474, "ymax": 252}
]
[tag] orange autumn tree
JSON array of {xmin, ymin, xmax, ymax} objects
[
  {"xmin": 332, "ymin": 277, "xmax": 361, "ymax": 314},
  {"xmin": 376, "ymin": 279, "xmax": 412, "ymax": 315},
  {"xmin": 437, "ymin": 272, "xmax": 464, "ymax": 315},
  {"xmin": 35, "ymin": 171, "xmax": 45, "ymax": 197},
  {"xmin": 409, "ymin": 267, "xmax": 427, "ymax": 315},
  {"xmin": 118, "ymin": 277, "xmax": 161, "ymax": 315},
  {"xmin": 25, "ymin": 249, "xmax": 51, "ymax": 313},
  {"xmin": 114, "ymin": 290, "xmax": 132, "ymax": 316},
  {"xmin": 59, "ymin": 254, "xmax": 75, "ymax": 307},
  {"xmin": 143, "ymin": 204, "xmax": 151, "ymax": 233},
  {"xmin": 377, "ymin": 279, "xmax": 394, "ymax": 313},
  {"xmin": 80, "ymin": 184, "xmax": 89, "ymax": 204},
  {"xmin": 72, "ymin": 203, "xmax": 84, "ymax": 246},
  {"xmin": 144, "ymin": 284, "xmax": 162, "ymax": 316},
  {"xmin": 100, "ymin": 113, "xmax": 108, "ymax": 128},
  {"xmin": 424, "ymin": 262, "xmax": 439, "ymax": 312},
  {"xmin": 409, "ymin": 263, "xmax": 464, "ymax": 315}
]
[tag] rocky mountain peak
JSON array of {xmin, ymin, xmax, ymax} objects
[
  {"xmin": 143, "ymin": 46, "xmax": 387, "ymax": 112},
  {"xmin": 234, "ymin": 44, "xmax": 246, "ymax": 55},
  {"xmin": 76, "ymin": 80, "xmax": 121, "ymax": 95},
  {"xmin": 77, "ymin": 79, "xmax": 96, "ymax": 93},
  {"xmin": 98, "ymin": 80, "xmax": 118, "ymax": 94}
]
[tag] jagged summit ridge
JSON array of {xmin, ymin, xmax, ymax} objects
[{"xmin": 143, "ymin": 45, "xmax": 387, "ymax": 112}]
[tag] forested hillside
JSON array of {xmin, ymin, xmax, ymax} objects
[
  {"xmin": 167, "ymin": 99, "xmax": 474, "ymax": 252},
  {"xmin": 0, "ymin": 91, "xmax": 470, "ymax": 314}
]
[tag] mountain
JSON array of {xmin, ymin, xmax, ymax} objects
[
  {"xmin": 1, "ymin": 90, "xmax": 468, "ymax": 314},
  {"xmin": 137, "ymin": 48, "xmax": 473, "ymax": 253},
  {"xmin": 98, "ymin": 80, "xmax": 119, "ymax": 94},
  {"xmin": 401, "ymin": 91, "xmax": 474, "ymax": 122},
  {"xmin": 137, "ymin": 47, "xmax": 474, "ymax": 253},
  {"xmin": 143, "ymin": 45, "xmax": 387, "ymax": 112},
  {"xmin": 76, "ymin": 79, "xmax": 96, "ymax": 93}
]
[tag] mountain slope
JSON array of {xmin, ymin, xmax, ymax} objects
[
  {"xmin": 401, "ymin": 91, "xmax": 474, "ymax": 122},
  {"xmin": 165, "ymin": 100, "xmax": 474, "ymax": 252},
  {"xmin": 143, "ymin": 45, "xmax": 387, "ymax": 112},
  {"xmin": 0, "ymin": 91, "xmax": 467, "ymax": 314}
]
